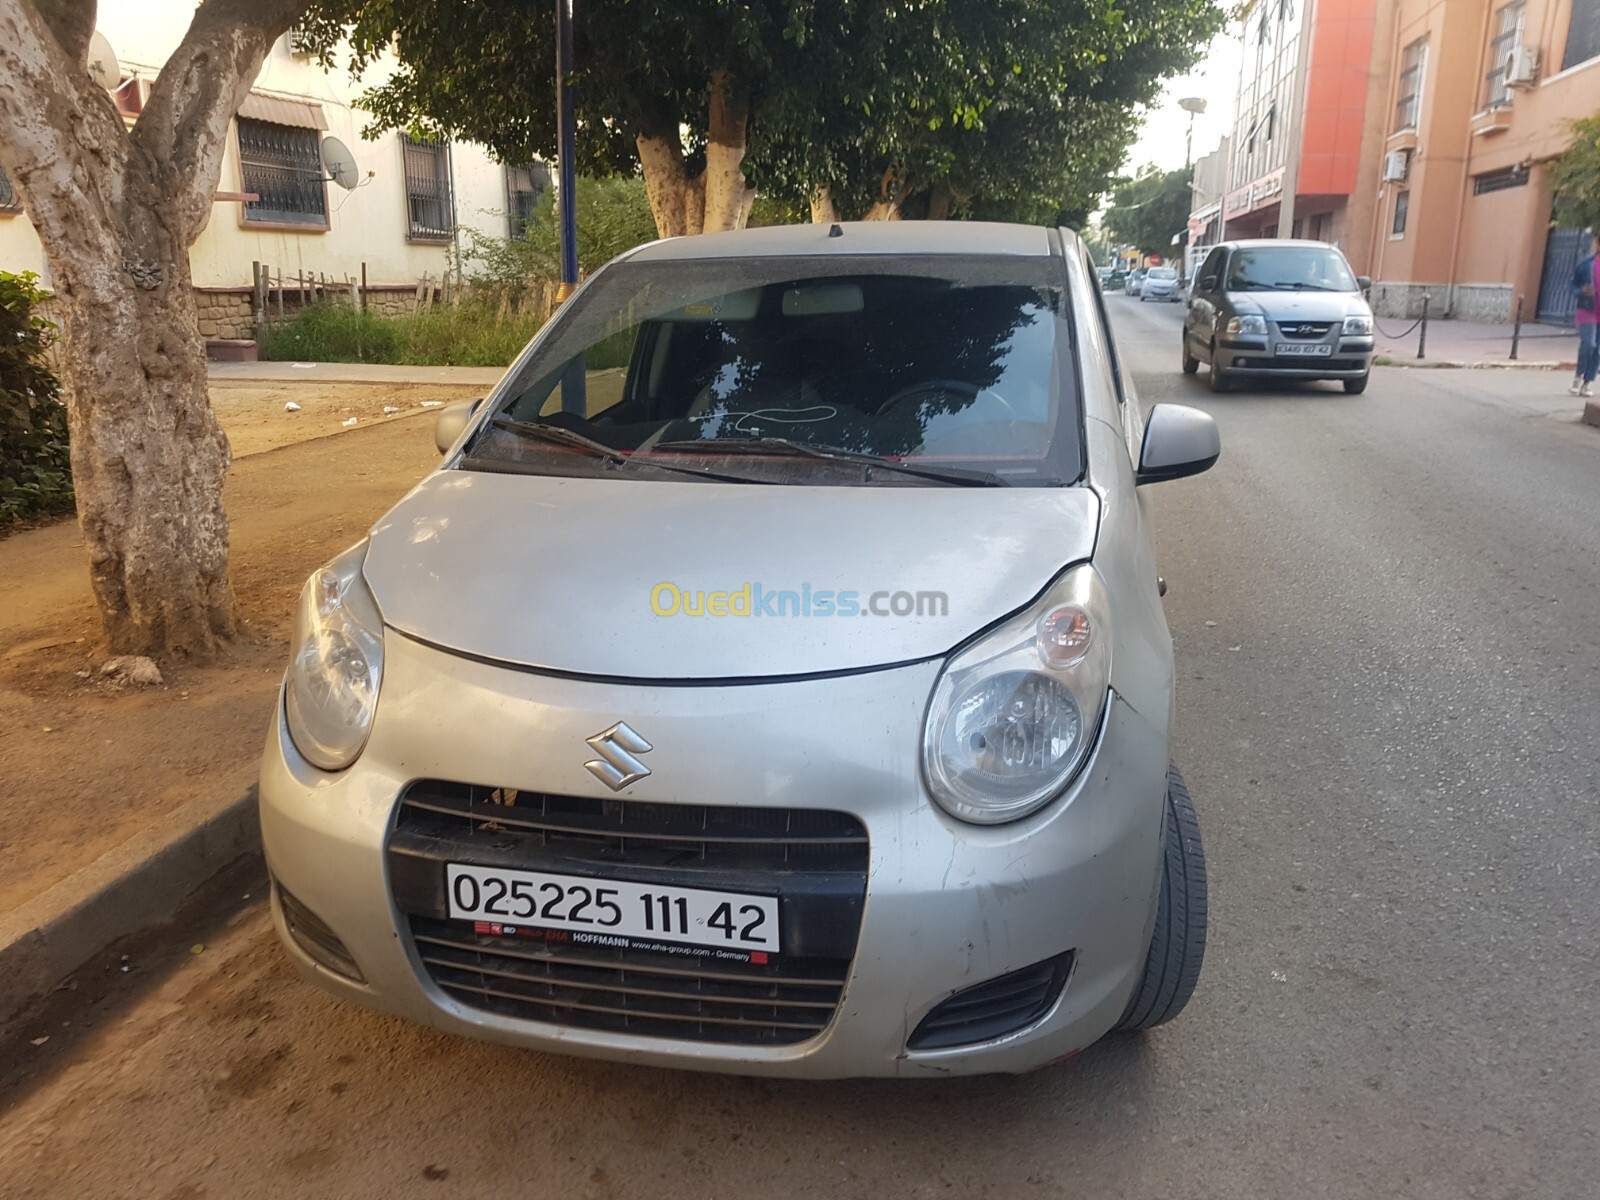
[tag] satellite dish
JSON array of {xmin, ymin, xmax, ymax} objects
[
  {"xmin": 321, "ymin": 136, "xmax": 361, "ymax": 190},
  {"xmin": 87, "ymin": 31, "xmax": 120, "ymax": 89}
]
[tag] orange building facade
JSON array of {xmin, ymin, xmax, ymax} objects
[
  {"xmin": 1211, "ymin": 0, "xmax": 1383, "ymax": 247},
  {"xmin": 1358, "ymin": 0, "xmax": 1600, "ymax": 321}
]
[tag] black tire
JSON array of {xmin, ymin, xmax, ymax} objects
[
  {"xmin": 1208, "ymin": 355, "xmax": 1230, "ymax": 393},
  {"xmin": 1114, "ymin": 766, "xmax": 1208, "ymax": 1032},
  {"xmin": 1343, "ymin": 372, "xmax": 1370, "ymax": 395},
  {"xmin": 1181, "ymin": 336, "xmax": 1199, "ymax": 375}
]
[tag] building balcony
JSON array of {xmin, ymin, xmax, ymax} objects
[{"xmin": 1470, "ymin": 106, "xmax": 1512, "ymax": 137}]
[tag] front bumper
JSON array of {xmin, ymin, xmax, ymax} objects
[
  {"xmin": 260, "ymin": 633, "xmax": 1170, "ymax": 1077},
  {"xmin": 1217, "ymin": 335, "xmax": 1374, "ymax": 379}
]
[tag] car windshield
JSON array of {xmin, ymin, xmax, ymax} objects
[
  {"xmin": 1227, "ymin": 246, "xmax": 1358, "ymax": 292},
  {"xmin": 1148, "ymin": 268, "xmax": 1177, "ymax": 280},
  {"xmin": 463, "ymin": 255, "xmax": 1081, "ymax": 487}
]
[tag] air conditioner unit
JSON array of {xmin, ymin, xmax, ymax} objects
[
  {"xmin": 1382, "ymin": 150, "xmax": 1410, "ymax": 183},
  {"xmin": 286, "ymin": 24, "xmax": 316, "ymax": 57},
  {"xmin": 1505, "ymin": 45, "xmax": 1540, "ymax": 87}
]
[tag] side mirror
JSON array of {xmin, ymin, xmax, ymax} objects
[
  {"xmin": 1356, "ymin": 275, "xmax": 1372, "ymax": 294},
  {"xmin": 435, "ymin": 397, "xmax": 485, "ymax": 454},
  {"xmin": 1200, "ymin": 275, "xmax": 1217, "ymax": 293},
  {"xmin": 1137, "ymin": 403, "xmax": 1220, "ymax": 486}
]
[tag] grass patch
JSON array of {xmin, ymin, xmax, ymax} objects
[{"xmin": 260, "ymin": 302, "xmax": 548, "ymax": 368}]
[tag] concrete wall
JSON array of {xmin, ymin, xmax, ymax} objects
[{"xmin": 0, "ymin": 5, "xmax": 519, "ymax": 294}]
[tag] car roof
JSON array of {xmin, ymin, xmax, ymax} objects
[
  {"xmin": 1221, "ymin": 239, "xmax": 1343, "ymax": 250},
  {"xmin": 624, "ymin": 221, "xmax": 1059, "ymax": 262}
]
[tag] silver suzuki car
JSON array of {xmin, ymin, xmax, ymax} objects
[
  {"xmin": 1183, "ymin": 239, "xmax": 1376, "ymax": 393},
  {"xmin": 260, "ymin": 222, "xmax": 1220, "ymax": 1077}
]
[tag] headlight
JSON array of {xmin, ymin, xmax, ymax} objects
[
  {"xmin": 1342, "ymin": 315, "xmax": 1373, "ymax": 335},
  {"xmin": 1226, "ymin": 314, "xmax": 1267, "ymax": 336},
  {"xmin": 284, "ymin": 541, "xmax": 385, "ymax": 771},
  {"xmin": 922, "ymin": 564, "xmax": 1112, "ymax": 824}
]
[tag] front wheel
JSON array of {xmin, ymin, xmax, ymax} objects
[
  {"xmin": 1343, "ymin": 372, "xmax": 1370, "ymax": 395},
  {"xmin": 1114, "ymin": 766, "xmax": 1208, "ymax": 1032},
  {"xmin": 1181, "ymin": 336, "xmax": 1199, "ymax": 375},
  {"xmin": 1208, "ymin": 354, "xmax": 1230, "ymax": 393}
]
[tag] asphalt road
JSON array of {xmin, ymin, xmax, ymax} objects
[{"xmin": 4, "ymin": 298, "xmax": 1598, "ymax": 1199}]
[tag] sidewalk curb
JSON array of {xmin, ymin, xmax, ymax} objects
[
  {"xmin": 1375, "ymin": 359, "xmax": 1567, "ymax": 371},
  {"xmin": 0, "ymin": 787, "xmax": 260, "ymax": 1026}
]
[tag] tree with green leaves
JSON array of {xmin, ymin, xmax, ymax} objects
[
  {"xmin": 1550, "ymin": 113, "xmax": 1600, "ymax": 231},
  {"xmin": 1102, "ymin": 165, "xmax": 1195, "ymax": 258},
  {"xmin": 303, "ymin": 0, "xmax": 1224, "ymax": 235}
]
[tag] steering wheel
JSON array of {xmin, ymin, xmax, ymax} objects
[{"xmin": 876, "ymin": 379, "xmax": 1017, "ymax": 423}]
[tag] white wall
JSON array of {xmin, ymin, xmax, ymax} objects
[{"xmin": 0, "ymin": 2, "xmax": 519, "ymax": 291}]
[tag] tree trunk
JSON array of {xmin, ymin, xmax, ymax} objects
[
  {"xmin": 635, "ymin": 74, "xmax": 752, "ymax": 241},
  {"xmin": 636, "ymin": 129, "xmax": 691, "ymax": 239},
  {"xmin": 701, "ymin": 71, "xmax": 749, "ymax": 234},
  {"xmin": 926, "ymin": 179, "xmax": 953, "ymax": 221},
  {"xmin": 57, "ymin": 233, "xmax": 238, "ymax": 656},
  {"xmin": 0, "ymin": 0, "xmax": 305, "ymax": 659},
  {"xmin": 810, "ymin": 187, "xmax": 840, "ymax": 224}
]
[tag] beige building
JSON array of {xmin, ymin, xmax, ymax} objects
[
  {"xmin": 1359, "ymin": 0, "xmax": 1600, "ymax": 321},
  {"xmin": 0, "ymin": 7, "xmax": 545, "ymax": 346}
]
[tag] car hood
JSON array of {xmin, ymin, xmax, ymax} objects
[
  {"xmin": 362, "ymin": 470, "xmax": 1102, "ymax": 679},
  {"xmin": 1227, "ymin": 291, "xmax": 1369, "ymax": 321}
]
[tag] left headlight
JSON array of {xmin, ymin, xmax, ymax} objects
[
  {"xmin": 922, "ymin": 564, "xmax": 1112, "ymax": 825},
  {"xmin": 284, "ymin": 541, "xmax": 385, "ymax": 771},
  {"xmin": 1342, "ymin": 315, "xmax": 1373, "ymax": 335}
]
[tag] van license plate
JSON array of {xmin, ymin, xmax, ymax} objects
[
  {"xmin": 1275, "ymin": 343, "xmax": 1333, "ymax": 357},
  {"xmin": 446, "ymin": 863, "xmax": 780, "ymax": 953}
]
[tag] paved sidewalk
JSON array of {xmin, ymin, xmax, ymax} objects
[
  {"xmin": 209, "ymin": 360, "xmax": 509, "ymax": 388},
  {"xmin": 1373, "ymin": 315, "xmax": 1577, "ymax": 368}
]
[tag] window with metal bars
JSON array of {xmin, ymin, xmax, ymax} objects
[
  {"xmin": 402, "ymin": 135, "xmax": 453, "ymax": 241},
  {"xmin": 1483, "ymin": 0, "xmax": 1526, "ymax": 108},
  {"xmin": 0, "ymin": 166, "xmax": 19, "ymax": 213},
  {"xmin": 1473, "ymin": 166, "xmax": 1530, "ymax": 195},
  {"xmin": 1393, "ymin": 38, "xmax": 1427, "ymax": 132},
  {"xmin": 237, "ymin": 118, "xmax": 327, "ymax": 227},
  {"xmin": 505, "ymin": 162, "xmax": 549, "ymax": 239}
]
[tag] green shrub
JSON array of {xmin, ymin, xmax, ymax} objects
[
  {"xmin": 0, "ymin": 271, "xmax": 71, "ymax": 527},
  {"xmin": 260, "ymin": 300, "xmax": 547, "ymax": 368},
  {"xmin": 459, "ymin": 175, "xmax": 660, "ymax": 288}
]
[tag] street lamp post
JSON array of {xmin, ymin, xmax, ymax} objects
[
  {"xmin": 554, "ymin": 0, "xmax": 578, "ymax": 302},
  {"xmin": 1178, "ymin": 96, "xmax": 1207, "ymax": 170}
]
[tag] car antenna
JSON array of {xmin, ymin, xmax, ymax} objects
[{"xmin": 829, "ymin": 223, "xmax": 843, "ymax": 238}]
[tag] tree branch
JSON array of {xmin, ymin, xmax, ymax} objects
[
  {"xmin": 130, "ymin": 0, "xmax": 309, "ymax": 239},
  {"xmin": 0, "ymin": 0, "xmax": 128, "ymax": 243},
  {"xmin": 35, "ymin": 0, "xmax": 96, "ymax": 67}
]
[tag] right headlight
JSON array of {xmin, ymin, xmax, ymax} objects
[
  {"xmin": 922, "ymin": 564, "xmax": 1112, "ymax": 825},
  {"xmin": 1342, "ymin": 315, "xmax": 1373, "ymax": 335},
  {"xmin": 1227, "ymin": 314, "xmax": 1267, "ymax": 336},
  {"xmin": 284, "ymin": 541, "xmax": 385, "ymax": 772}
]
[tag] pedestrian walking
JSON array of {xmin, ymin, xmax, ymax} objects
[{"xmin": 1572, "ymin": 230, "xmax": 1599, "ymax": 398}]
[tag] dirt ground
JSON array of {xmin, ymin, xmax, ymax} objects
[{"xmin": 0, "ymin": 378, "xmax": 480, "ymax": 913}]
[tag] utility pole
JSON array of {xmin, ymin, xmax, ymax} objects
[
  {"xmin": 1179, "ymin": 96, "xmax": 1207, "ymax": 170},
  {"xmin": 1276, "ymin": 1, "xmax": 1317, "ymax": 239},
  {"xmin": 554, "ymin": 0, "xmax": 579, "ymax": 302}
]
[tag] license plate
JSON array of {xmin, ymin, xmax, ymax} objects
[
  {"xmin": 445, "ymin": 863, "xmax": 780, "ymax": 953},
  {"xmin": 1275, "ymin": 342, "xmax": 1333, "ymax": 357}
]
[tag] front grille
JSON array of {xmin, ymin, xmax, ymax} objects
[
  {"xmin": 1249, "ymin": 356, "xmax": 1367, "ymax": 372},
  {"xmin": 395, "ymin": 781, "xmax": 869, "ymax": 872},
  {"xmin": 1275, "ymin": 321, "xmax": 1333, "ymax": 338},
  {"xmin": 907, "ymin": 953, "xmax": 1073, "ymax": 1050},
  {"xmin": 389, "ymin": 782, "xmax": 869, "ymax": 1047},
  {"xmin": 409, "ymin": 916, "xmax": 847, "ymax": 1044}
]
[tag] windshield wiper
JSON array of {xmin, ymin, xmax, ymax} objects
[
  {"xmin": 1272, "ymin": 281, "xmax": 1339, "ymax": 291},
  {"xmin": 649, "ymin": 436, "xmax": 1008, "ymax": 487},
  {"xmin": 482, "ymin": 416, "xmax": 762, "ymax": 484}
]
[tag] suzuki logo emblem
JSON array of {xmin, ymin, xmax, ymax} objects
[{"xmin": 584, "ymin": 722, "xmax": 653, "ymax": 791}]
